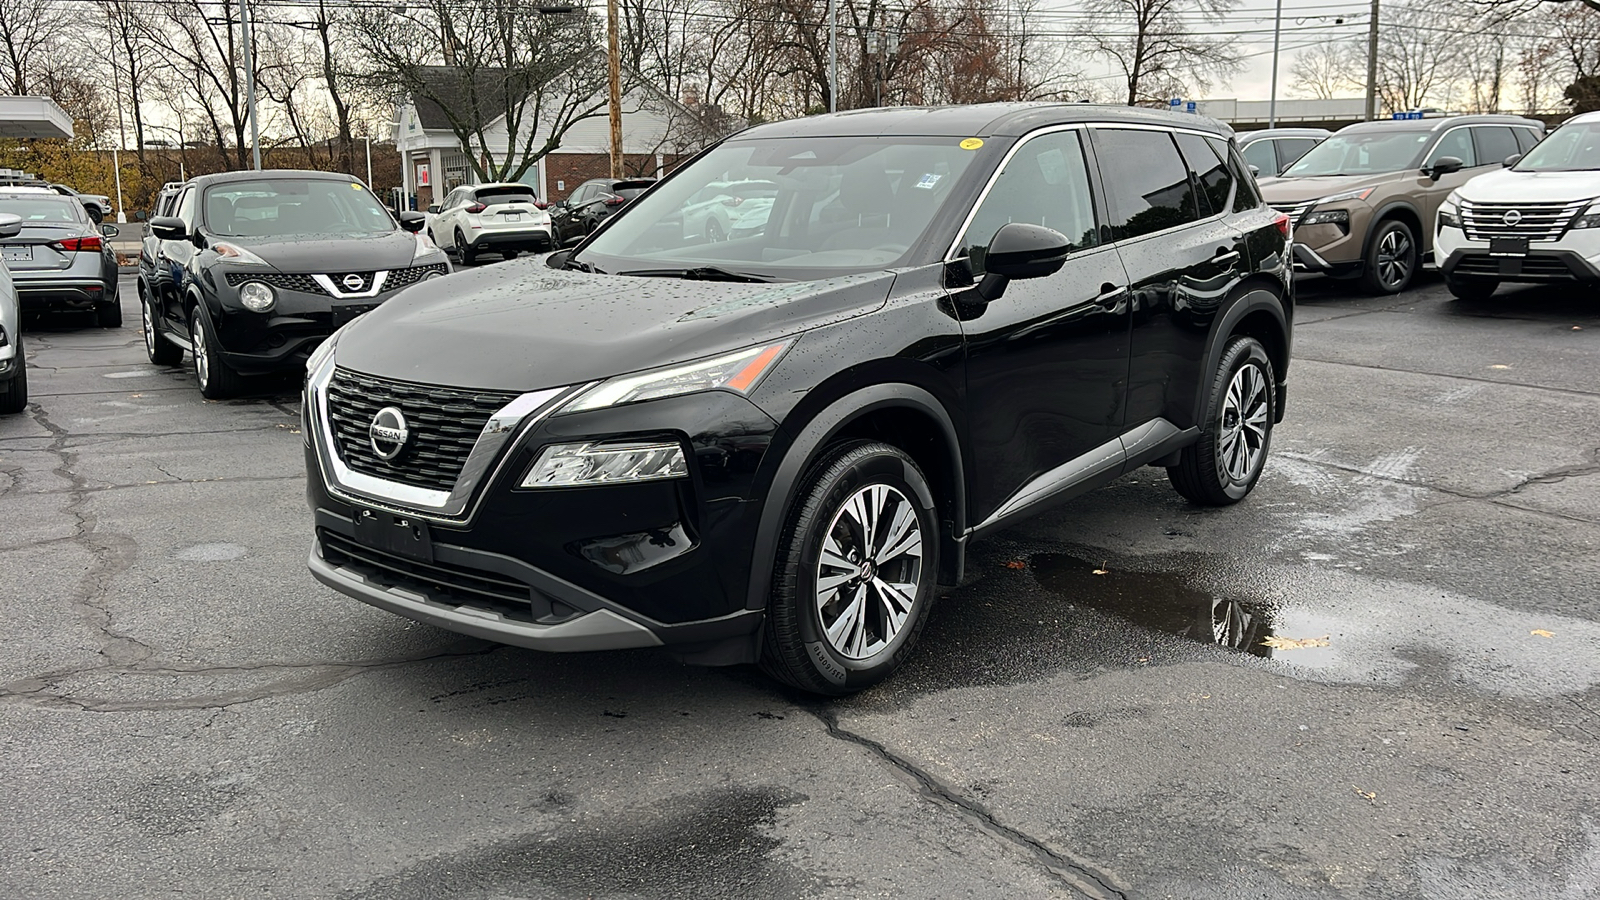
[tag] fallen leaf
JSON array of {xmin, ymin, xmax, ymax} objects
[
  {"xmin": 1353, "ymin": 786, "xmax": 1376, "ymax": 803},
  {"xmin": 1574, "ymin": 326, "xmax": 1583, "ymax": 331},
  {"xmin": 1004, "ymin": 560, "xmax": 1027, "ymax": 570},
  {"xmin": 1262, "ymin": 634, "xmax": 1331, "ymax": 650},
  {"xmin": 129, "ymin": 393, "xmax": 143, "ymax": 398},
  {"xmin": 1092, "ymin": 561, "xmax": 1109, "ymax": 576},
  {"xmin": 1531, "ymin": 629, "xmax": 1554, "ymax": 638},
  {"xmin": 1488, "ymin": 364, "xmax": 1511, "ymax": 370}
]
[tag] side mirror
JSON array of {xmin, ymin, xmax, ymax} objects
[
  {"xmin": 1503, "ymin": 153, "xmax": 1522, "ymax": 168},
  {"xmin": 976, "ymin": 223, "xmax": 1072, "ymax": 302},
  {"xmin": 1426, "ymin": 156, "xmax": 1464, "ymax": 180},
  {"xmin": 427, "ymin": 204, "xmax": 441, "ymax": 214},
  {"xmin": 397, "ymin": 210, "xmax": 427, "ymax": 233},
  {"xmin": 149, "ymin": 216, "xmax": 187, "ymax": 241},
  {"xmin": 100, "ymin": 224, "xmax": 120, "ymax": 238},
  {"xmin": 1247, "ymin": 164, "xmax": 1261, "ymax": 176},
  {"xmin": 0, "ymin": 213, "xmax": 21, "ymax": 240},
  {"xmin": 546, "ymin": 249, "xmax": 571, "ymax": 269}
]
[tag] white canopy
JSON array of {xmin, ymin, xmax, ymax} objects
[{"xmin": 0, "ymin": 96, "xmax": 74, "ymax": 139}]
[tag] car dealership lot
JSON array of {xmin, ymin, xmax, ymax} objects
[{"xmin": 1, "ymin": 271, "xmax": 1597, "ymax": 898}]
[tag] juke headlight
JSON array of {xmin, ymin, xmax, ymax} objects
[{"xmin": 238, "ymin": 281, "xmax": 276, "ymax": 312}]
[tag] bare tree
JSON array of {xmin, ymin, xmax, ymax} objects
[
  {"xmin": 142, "ymin": 0, "xmax": 264, "ymax": 170},
  {"xmin": 0, "ymin": 0, "xmax": 71, "ymax": 95},
  {"xmin": 1289, "ymin": 41, "xmax": 1359, "ymax": 99},
  {"xmin": 1371, "ymin": 2, "xmax": 1471, "ymax": 112},
  {"xmin": 1083, "ymin": 0, "xmax": 1243, "ymax": 106}
]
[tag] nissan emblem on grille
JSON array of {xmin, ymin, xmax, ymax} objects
[
  {"xmin": 342, "ymin": 274, "xmax": 365, "ymax": 291},
  {"xmin": 1503, "ymin": 210, "xmax": 1523, "ymax": 226},
  {"xmin": 368, "ymin": 407, "xmax": 410, "ymax": 461}
]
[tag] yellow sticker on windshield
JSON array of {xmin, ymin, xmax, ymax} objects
[
  {"xmin": 960, "ymin": 138, "xmax": 984, "ymax": 150},
  {"xmin": 352, "ymin": 183, "xmax": 363, "ymax": 189}
]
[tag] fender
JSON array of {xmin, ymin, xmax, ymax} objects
[
  {"xmin": 744, "ymin": 382, "xmax": 967, "ymax": 611},
  {"xmin": 1191, "ymin": 285, "xmax": 1290, "ymax": 427}
]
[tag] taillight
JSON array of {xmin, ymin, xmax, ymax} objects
[
  {"xmin": 1272, "ymin": 212, "xmax": 1291, "ymax": 238},
  {"xmin": 534, "ymin": 199, "xmax": 548, "ymax": 209},
  {"xmin": 467, "ymin": 202, "xmax": 487, "ymax": 214},
  {"xmin": 52, "ymin": 235, "xmax": 104, "ymax": 252},
  {"xmin": 603, "ymin": 195, "xmax": 626, "ymax": 207}
]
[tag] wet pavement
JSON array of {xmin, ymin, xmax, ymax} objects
[{"xmin": 1, "ymin": 272, "xmax": 1597, "ymax": 898}]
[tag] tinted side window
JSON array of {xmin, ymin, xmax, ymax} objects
[
  {"xmin": 1095, "ymin": 128, "xmax": 1200, "ymax": 240},
  {"xmin": 1427, "ymin": 128, "xmax": 1476, "ymax": 167},
  {"xmin": 1241, "ymin": 140, "xmax": 1277, "ymax": 176},
  {"xmin": 1473, "ymin": 127, "xmax": 1521, "ymax": 166},
  {"xmin": 957, "ymin": 130, "xmax": 1099, "ymax": 275},
  {"xmin": 1176, "ymin": 132, "xmax": 1233, "ymax": 217},
  {"xmin": 1276, "ymin": 138, "xmax": 1320, "ymax": 170},
  {"xmin": 1209, "ymin": 137, "xmax": 1261, "ymax": 212},
  {"xmin": 175, "ymin": 188, "xmax": 197, "ymax": 229}
]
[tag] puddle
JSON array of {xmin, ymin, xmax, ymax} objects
[{"xmin": 1029, "ymin": 553, "xmax": 1339, "ymax": 667}]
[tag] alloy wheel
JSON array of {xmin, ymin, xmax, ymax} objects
[
  {"xmin": 815, "ymin": 483, "xmax": 925, "ymax": 659},
  {"xmin": 1216, "ymin": 362, "xmax": 1270, "ymax": 485},
  {"xmin": 1376, "ymin": 228, "xmax": 1413, "ymax": 289},
  {"xmin": 192, "ymin": 314, "xmax": 209, "ymax": 389},
  {"xmin": 142, "ymin": 299, "xmax": 156, "ymax": 356}
]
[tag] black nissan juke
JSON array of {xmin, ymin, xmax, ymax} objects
[{"xmin": 303, "ymin": 104, "xmax": 1295, "ymax": 694}]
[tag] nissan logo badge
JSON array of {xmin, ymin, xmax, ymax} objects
[
  {"xmin": 369, "ymin": 406, "xmax": 410, "ymax": 461},
  {"xmin": 1502, "ymin": 209, "xmax": 1522, "ymax": 227},
  {"xmin": 342, "ymin": 273, "xmax": 365, "ymax": 291}
]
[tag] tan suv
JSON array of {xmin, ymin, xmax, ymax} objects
[{"xmin": 1259, "ymin": 115, "xmax": 1543, "ymax": 293}]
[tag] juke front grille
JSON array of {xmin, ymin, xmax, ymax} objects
[
  {"xmin": 325, "ymin": 367, "xmax": 522, "ymax": 493},
  {"xmin": 1458, "ymin": 200, "xmax": 1585, "ymax": 242},
  {"xmin": 225, "ymin": 263, "xmax": 448, "ymax": 296},
  {"xmin": 227, "ymin": 272, "xmax": 323, "ymax": 294}
]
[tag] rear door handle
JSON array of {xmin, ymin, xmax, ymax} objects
[{"xmin": 1095, "ymin": 283, "xmax": 1126, "ymax": 307}]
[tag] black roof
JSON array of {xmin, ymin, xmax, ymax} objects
[
  {"xmin": 181, "ymin": 169, "xmax": 364, "ymax": 188},
  {"xmin": 736, "ymin": 103, "xmax": 1234, "ymax": 141}
]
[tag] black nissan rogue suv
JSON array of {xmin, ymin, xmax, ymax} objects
[{"xmin": 303, "ymin": 104, "xmax": 1294, "ymax": 694}]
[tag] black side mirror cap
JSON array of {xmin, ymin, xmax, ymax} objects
[
  {"xmin": 397, "ymin": 211, "xmax": 427, "ymax": 233},
  {"xmin": 148, "ymin": 216, "xmax": 187, "ymax": 241},
  {"xmin": 1503, "ymin": 153, "xmax": 1522, "ymax": 168},
  {"xmin": 546, "ymin": 249, "xmax": 571, "ymax": 269},
  {"xmin": 1426, "ymin": 156, "xmax": 1464, "ymax": 179},
  {"xmin": 1247, "ymin": 164, "xmax": 1261, "ymax": 176},
  {"xmin": 974, "ymin": 223, "xmax": 1072, "ymax": 302}
]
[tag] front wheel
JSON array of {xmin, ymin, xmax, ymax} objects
[
  {"xmin": 1168, "ymin": 335, "xmax": 1276, "ymax": 506},
  {"xmin": 760, "ymin": 442, "xmax": 939, "ymax": 695},
  {"xmin": 1360, "ymin": 219, "xmax": 1418, "ymax": 295},
  {"xmin": 190, "ymin": 307, "xmax": 245, "ymax": 399},
  {"xmin": 1446, "ymin": 275, "xmax": 1498, "ymax": 301}
]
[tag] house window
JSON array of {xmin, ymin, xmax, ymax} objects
[{"xmin": 442, "ymin": 151, "xmax": 471, "ymax": 189}]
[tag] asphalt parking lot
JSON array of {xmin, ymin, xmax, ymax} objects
[{"xmin": 2, "ymin": 266, "xmax": 1597, "ymax": 899}]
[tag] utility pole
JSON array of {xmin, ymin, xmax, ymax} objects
[
  {"xmin": 1364, "ymin": 0, "xmax": 1380, "ymax": 121},
  {"xmin": 607, "ymin": 0, "xmax": 622, "ymax": 179},
  {"xmin": 241, "ymin": 0, "xmax": 262, "ymax": 169},
  {"xmin": 828, "ymin": 0, "xmax": 837, "ymax": 112},
  {"xmin": 366, "ymin": 136, "xmax": 373, "ymax": 186},
  {"xmin": 1268, "ymin": 0, "xmax": 1283, "ymax": 128}
]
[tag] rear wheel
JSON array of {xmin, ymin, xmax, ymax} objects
[
  {"xmin": 1168, "ymin": 335, "xmax": 1276, "ymax": 506},
  {"xmin": 96, "ymin": 286, "xmax": 122, "ymax": 328},
  {"xmin": 455, "ymin": 229, "xmax": 477, "ymax": 266},
  {"xmin": 1446, "ymin": 275, "xmax": 1498, "ymax": 301},
  {"xmin": 1360, "ymin": 219, "xmax": 1418, "ymax": 295},
  {"xmin": 0, "ymin": 335, "xmax": 27, "ymax": 415},
  {"xmin": 760, "ymin": 441, "xmax": 939, "ymax": 695},
  {"xmin": 143, "ymin": 290, "xmax": 183, "ymax": 365},
  {"xmin": 190, "ymin": 307, "xmax": 245, "ymax": 399}
]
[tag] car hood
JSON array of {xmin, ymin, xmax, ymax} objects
[
  {"xmin": 218, "ymin": 230, "xmax": 419, "ymax": 272},
  {"xmin": 1456, "ymin": 168, "xmax": 1600, "ymax": 204},
  {"xmin": 1258, "ymin": 170, "xmax": 1415, "ymax": 203},
  {"xmin": 333, "ymin": 257, "xmax": 896, "ymax": 392}
]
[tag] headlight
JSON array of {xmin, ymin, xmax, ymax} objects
[
  {"xmin": 238, "ymin": 281, "xmax": 275, "ymax": 312},
  {"xmin": 520, "ymin": 441, "xmax": 688, "ymax": 487},
  {"xmin": 1572, "ymin": 202, "xmax": 1600, "ymax": 229},
  {"xmin": 1313, "ymin": 187, "xmax": 1376, "ymax": 205},
  {"xmin": 561, "ymin": 341, "xmax": 790, "ymax": 413},
  {"xmin": 1438, "ymin": 205, "xmax": 1460, "ymax": 230},
  {"xmin": 412, "ymin": 232, "xmax": 444, "ymax": 261},
  {"xmin": 213, "ymin": 242, "xmax": 270, "ymax": 265},
  {"xmin": 422, "ymin": 269, "xmax": 446, "ymax": 281},
  {"xmin": 1445, "ymin": 190, "xmax": 1463, "ymax": 207},
  {"xmin": 1300, "ymin": 209, "xmax": 1348, "ymax": 227}
]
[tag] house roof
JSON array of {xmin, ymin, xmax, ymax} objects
[{"xmin": 410, "ymin": 66, "xmax": 511, "ymax": 131}]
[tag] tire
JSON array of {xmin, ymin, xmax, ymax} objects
[
  {"xmin": 1168, "ymin": 335, "xmax": 1276, "ymax": 506},
  {"xmin": 96, "ymin": 286, "xmax": 122, "ymax": 328},
  {"xmin": 142, "ymin": 290, "xmax": 183, "ymax": 366},
  {"xmin": 706, "ymin": 218, "xmax": 726, "ymax": 242},
  {"xmin": 190, "ymin": 306, "xmax": 245, "ymax": 399},
  {"xmin": 0, "ymin": 335, "xmax": 27, "ymax": 415},
  {"xmin": 1446, "ymin": 275, "xmax": 1498, "ymax": 301},
  {"xmin": 760, "ymin": 441, "xmax": 940, "ymax": 695},
  {"xmin": 1360, "ymin": 219, "xmax": 1418, "ymax": 295},
  {"xmin": 455, "ymin": 229, "xmax": 476, "ymax": 266}
]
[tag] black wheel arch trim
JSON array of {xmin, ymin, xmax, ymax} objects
[
  {"xmin": 1192, "ymin": 284, "xmax": 1291, "ymax": 428},
  {"xmin": 744, "ymin": 382, "xmax": 967, "ymax": 611},
  {"xmin": 1360, "ymin": 201, "xmax": 1425, "ymax": 261}
]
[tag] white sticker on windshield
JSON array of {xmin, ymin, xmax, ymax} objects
[{"xmin": 915, "ymin": 173, "xmax": 942, "ymax": 190}]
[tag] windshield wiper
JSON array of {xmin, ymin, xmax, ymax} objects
[
  {"xmin": 618, "ymin": 265, "xmax": 783, "ymax": 283},
  {"xmin": 561, "ymin": 255, "xmax": 604, "ymax": 274}
]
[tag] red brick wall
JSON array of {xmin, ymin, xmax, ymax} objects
[{"xmin": 543, "ymin": 153, "xmax": 685, "ymax": 202}]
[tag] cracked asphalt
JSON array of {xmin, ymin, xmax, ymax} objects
[{"xmin": 1, "ymin": 271, "xmax": 1597, "ymax": 899}]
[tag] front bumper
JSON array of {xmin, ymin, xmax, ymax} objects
[
  {"xmin": 1439, "ymin": 246, "xmax": 1600, "ymax": 283},
  {"xmin": 303, "ymin": 380, "xmax": 780, "ymax": 658}
]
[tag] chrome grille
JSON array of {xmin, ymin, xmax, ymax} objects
[
  {"xmin": 224, "ymin": 264, "xmax": 446, "ymax": 296},
  {"xmin": 1270, "ymin": 202, "xmax": 1312, "ymax": 225},
  {"xmin": 325, "ymin": 368, "xmax": 522, "ymax": 493},
  {"xmin": 1458, "ymin": 200, "xmax": 1583, "ymax": 242}
]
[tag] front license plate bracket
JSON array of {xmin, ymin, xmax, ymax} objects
[
  {"xmin": 352, "ymin": 508, "xmax": 434, "ymax": 562},
  {"xmin": 1489, "ymin": 237, "xmax": 1529, "ymax": 257}
]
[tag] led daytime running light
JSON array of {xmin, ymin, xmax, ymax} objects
[{"xmin": 563, "ymin": 342, "xmax": 789, "ymax": 413}]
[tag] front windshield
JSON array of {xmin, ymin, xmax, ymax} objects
[
  {"xmin": 576, "ymin": 136, "xmax": 983, "ymax": 279},
  {"xmin": 1282, "ymin": 130, "xmax": 1432, "ymax": 177},
  {"xmin": 203, "ymin": 179, "xmax": 396, "ymax": 238},
  {"xmin": 1515, "ymin": 123, "xmax": 1600, "ymax": 172}
]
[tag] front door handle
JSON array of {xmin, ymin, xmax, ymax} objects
[
  {"xmin": 1213, "ymin": 248, "xmax": 1241, "ymax": 266},
  {"xmin": 1095, "ymin": 283, "xmax": 1127, "ymax": 307}
]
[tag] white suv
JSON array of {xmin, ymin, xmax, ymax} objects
[
  {"xmin": 1437, "ymin": 111, "xmax": 1600, "ymax": 299},
  {"xmin": 428, "ymin": 182, "xmax": 552, "ymax": 265}
]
